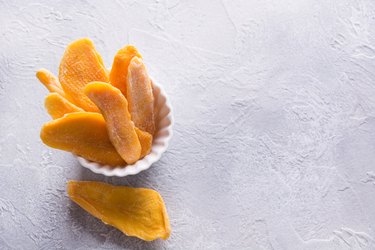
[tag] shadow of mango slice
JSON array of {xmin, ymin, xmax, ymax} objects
[
  {"xmin": 85, "ymin": 82, "xmax": 141, "ymax": 164},
  {"xmin": 40, "ymin": 112, "xmax": 126, "ymax": 166},
  {"xmin": 67, "ymin": 181, "xmax": 171, "ymax": 241},
  {"xmin": 59, "ymin": 38, "xmax": 109, "ymax": 112},
  {"xmin": 45, "ymin": 93, "xmax": 83, "ymax": 119}
]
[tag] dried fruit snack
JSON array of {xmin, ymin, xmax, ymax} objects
[
  {"xmin": 38, "ymin": 39, "xmax": 171, "ymax": 241},
  {"xmin": 68, "ymin": 181, "xmax": 171, "ymax": 241},
  {"xmin": 36, "ymin": 68, "xmax": 67, "ymax": 98},
  {"xmin": 40, "ymin": 112, "xmax": 126, "ymax": 166},
  {"xmin": 127, "ymin": 56, "xmax": 155, "ymax": 135},
  {"xmin": 109, "ymin": 45, "xmax": 142, "ymax": 96},
  {"xmin": 44, "ymin": 93, "xmax": 83, "ymax": 119},
  {"xmin": 59, "ymin": 38, "xmax": 109, "ymax": 112},
  {"xmin": 85, "ymin": 82, "xmax": 141, "ymax": 164},
  {"xmin": 38, "ymin": 40, "xmax": 157, "ymax": 165},
  {"xmin": 135, "ymin": 127, "xmax": 153, "ymax": 159}
]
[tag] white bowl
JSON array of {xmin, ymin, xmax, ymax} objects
[{"xmin": 76, "ymin": 79, "xmax": 173, "ymax": 177}]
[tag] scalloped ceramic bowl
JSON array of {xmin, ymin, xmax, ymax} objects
[{"xmin": 76, "ymin": 79, "xmax": 173, "ymax": 177}]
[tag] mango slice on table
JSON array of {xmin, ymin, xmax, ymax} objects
[
  {"xmin": 40, "ymin": 112, "xmax": 126, "ymax": 166},
  {"xmin": 45, "ymin": 93, "xmax": 83, "ymax": 119},
  {"xmin": 135, "ymin": 128, "xmax": 153, "ymax": 159},
  {"xmin": 67, "ymin": 181, "xmax": 171, "ymax": 241},
  {"xmin": 85, "ymin": 82, "xmax": 141, "ymax": 164},
  {"xmin": 36, "ymin": 68, "xmax": 66, "ymax": 97},
  {"xmin": 109, "ymin": 45, "xmax": 142, "ymax": 96},
  {"xmin": 59, "ymin": 38, "xmax": 109, "ymax": 112},
  {"xmin": 127, "ymin": 57, "xmax": 155, "ymax": 135}
]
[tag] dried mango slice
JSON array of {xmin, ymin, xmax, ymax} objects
[
  {"xmin": 40, "ymin": 112, "xmax": 126, "ymax": 166},
  {"xmin": 59, "ymin": 38, "xmax": 109, "ymax": 112},
  {"xmin": 135, "ymin": 128, "xmax": 152, "ymax": 159},
  {"xmin": 85, "ymin": 82, "xmax": 141, "ymax": 164},
  {"xmin": 45, "ymin": 93, "xmax": 83, "ymax": 119},
  {"xmin": 127, "ymin": 57, "xmax": 155, "ymax": 135},
  {"xmin": 109, "ymin": 45, "xmax": 142, "ymax": 96},
  {"xmin": 36, "ymin": 68, "xmax": 66, "ymax": 97},
  {"xmin": 67, "ymin": 181, "xmax": 171, "ymax": 241}
]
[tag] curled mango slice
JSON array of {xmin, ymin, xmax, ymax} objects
[
  {"xmin": 85, "ymin": 82, "xmax": 141, "ymax": 164},
  {"xmin": 36, "ymin": 68, "xmax": 66, "ymax": 97},
  {"xmin": 44, "ymin": 93, "xmax": 83, "ymax": 119},
  {"xmin": 59, "ymin": 38, "xmax": 109, "ymax": 112},
  {"xmin": 40, "ymin": 112, "xmax": 126, "ymax": 166},
  {"xmin": 127, "ymin": 57, "xmax": 155, "ymax": 135},
  {"xmin": 67, "ymin": 181, "xmax": 171, "ymax": 241},
  {"xmin": 109, "ymin": 45, "xmax": 142, "ymax": 96}
]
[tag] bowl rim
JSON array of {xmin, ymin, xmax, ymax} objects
[{"xmin": 76, "ymin": 78, "xmax": 173, "ymax": 177}]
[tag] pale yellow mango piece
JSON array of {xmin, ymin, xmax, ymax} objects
[
  {"xmin": 59, "ymin": 38, "xmax": 109, "ymax": 112},
  {"xmin": 135, "ymin": 128, "xmax": 152, "ymax": 159},
  {"xmin": 85, "ymin": 82, "xmax": 141, "ymax": 164},
  {"xmin": 36, "ymin": 68, "xmax": 66, "ymax": 97},
  {"xmin": 109, "ymin": 45, "xmax": 142, "ymax": 96},
  {"xmin": 45, "ymin": 93, "xmax": 83, "ymax": 119},
  {"xmin": 40, "ymin": 112, "xmax": 126, "ymax": 166},
  {"xmin": 67, "ymin": 181, "xmax": 171, "ymax": 241},
  {"xmin": 127, "ymin": 57, "xmax": 155, "ymax": 135}
]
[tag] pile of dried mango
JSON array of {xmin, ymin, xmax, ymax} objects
[
  {"xmin": 36, "ymin": 38, "xmax": 170, "ymax": 241},
  {"xmin": 38, "ymin": 38, "xmax": 154, "ymax": 166}
]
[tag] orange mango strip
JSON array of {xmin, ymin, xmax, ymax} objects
[{"xmin": 85, "ymin": 82, "xmax": 141, "ymax": 164}]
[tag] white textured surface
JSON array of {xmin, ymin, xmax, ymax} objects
[{"xmin": 1, "ymin": 0, "xmax": 375, "ymax": 249}]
